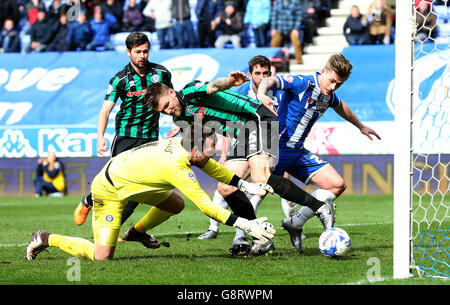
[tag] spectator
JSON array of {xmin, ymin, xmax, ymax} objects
[
  {"xmin": 270, "ymin": 0, "xmax": 304, "ymax": 64},
  {"xmin": 0, "ymin": 0, "xmax": 20, "ymax": 29},
  {"xmin": 26, "ymin": 8, "xmax": 52, "ymax": 52},
  {"xmin": 25, "ymin": 0, "xmax": 46, "ymax": 26},
  {"xmin": 301, "ymin": 0, "xmax": 322, "ymax": 45},
  {"xmin": 65, "ymin": 11, "xmax": 91, "ymax": 51},
  {"xmin": 415, "ymin": 0, "xmax": 437, "ymax": 43},
  {"xmin": 173, "ymin": 0, "xmax": 198, "ymax": 48},
  {"xmin": 86, "ymin": 7, "xmax": 114, "ymax": 51},
  {"xmin": 138, "ymin": 0, "xmax": 156, "ymax": 32},
  {"xmin": 213, "ymin": 1, "xmax": 243, "ymax": 48},
  {"xmin": 221, "ymin": 0, "xmax": 246, "ymax": 13},
  {"xmin": 195, "ymin": 0, "xmax": 222, "ymax": 48},
  {"xmin": 243, "ymin": 0, "xmax": 270, "ymax": 47},
  {"xmin": 34, "ymin": 152, "xmax": 66, "ymax": 197},
  {"xmin": 47, "ymin": 0, "xmax": 67, "ymax": 27},
  {"xmin": 364, "ymin": 0, "xmax": 392, "ymax": 45},
  {"xmin": 0, "ymin": 18, "xmax": 21, "ymax": 53},
  {"xmin": 143, "ymin": 0, "xmax": 176, "ymax": 49},
  {"xmin": 343, "ymin": 5, "xmax": 368, "ymax": 45},
  {"xmin": 101, "ymin": 0, "xmax": 123, "ymax": 34},
  {"xmin": 122, "ymin": 0, "xmax": 144, "ymax": 32},
  {"xmin": 47, "ymin": 13, "xmax": 69, "ymax": 52}
]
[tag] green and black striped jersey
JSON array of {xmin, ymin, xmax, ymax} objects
[
  {"xmin": 174, "ymin": 80, "xmax": 262, "ymax": 134},
  {"xmin": 105, "ymin": 61, "xmax": 173, "ymax": 139}
]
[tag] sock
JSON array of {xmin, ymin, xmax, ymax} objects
[
  {"xmin": 121, "ymin": 200, "xmax": 140, "ymax": 225},
  {"xmin": 49, "ymin": 234, "xmax": 95, "ymax": 260},
  {"xmin": 249, "ymin": 195, "xmax": 263, "ymax": 215},
  {"xmin": 266, "ymin": 174, "xmax": 324, "ymax": 212},
  {"xmin": 290, "ymin": 189, "xmax": 337, "ymax": 229},
  {"xmin": 224, "ymin": 189, "xmax": 256, "ymax": 220},
  {"xmin": 208, "ymin": 190, "xmax": 228, "ymax": 232},
  {"xmin": 82, "ymin": 193, "xmax": 93, "ymax": 207},
  {"xmin": 134, "ymin": 206, "xmax": 174, "ymax": 233},
  {"xmin": 281, "ymin": 198, "xmax": 298, "ymax": 217}
]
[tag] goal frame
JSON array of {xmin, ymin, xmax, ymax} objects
[{"xmin": 393, "ymin": 0, "xmax": 415, "ymax": 279}]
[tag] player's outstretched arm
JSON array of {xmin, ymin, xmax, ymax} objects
[
  {"xmin": 335, "ymin": 100, "xmax": 381, "ymax": 141},
  {"xmin": 206, "ymin": 71, "xmax": 248, "ymax": 95},
  {"xmin": 256, "ymin": 77, "xmax": 279, "ymax": 116}
]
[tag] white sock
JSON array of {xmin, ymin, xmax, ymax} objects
[
  {"xmin": 209, "ymin": 190, "xmax": 228, "ymax": 232},
  {"xmin": 281, "ymin": 198, "xmax": 298, "ymax": 217},
  {"xmin": 290, "ymin": 189, "xmax": 336, "ymax": 229},
  {"xmin": 249, "ymin": 195, "xmax": 263, "ymax": 215}
]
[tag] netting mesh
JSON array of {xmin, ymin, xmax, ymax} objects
[{"xmin": 411, "ymin": 0, "xmax": 449, "ymax": 278}]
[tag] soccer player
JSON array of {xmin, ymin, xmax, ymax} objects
[
  {"xmin": 25, "ymin": 124, "xmax": 276, "ymax": 261},
  {"xmin": 196, "ymin": 55, "xmax": 298, "ymax": 255},
  {"xmin": 257, "ymin": 53, "xmax": 381, "ymax": 253},
  {"xmin": 73, "ymin": 32, "xmax": 173, "ymax": 245},
  {"xmin": 144, "ymin": 70, "xmax": 335, "ymax": 255}
]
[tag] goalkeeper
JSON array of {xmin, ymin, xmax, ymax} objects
[{"xmin": 25, "ymin": 124, "xmax": 276, "ymax": 261}]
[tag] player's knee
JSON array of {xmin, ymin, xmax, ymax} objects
[
  {"xmin": 217, "ymin": 182, "xmax": 236, "ymax": 197},
  {"xmin": 94, "ymin": 247, "xmax": 115, "ymax": 260},
  {"xmin": 171, "ymin": 196, "xmax": 185, "ymax": 214},
  {"xmin": 333, "ymin": 179, "xmax": 347, "ymax": 197}
]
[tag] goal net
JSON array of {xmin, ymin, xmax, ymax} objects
[{"xmin": 396, "ymin": 0, "xmax": 449, "ymax": 279}]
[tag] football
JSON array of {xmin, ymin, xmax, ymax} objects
[{"xmin": 318, "ymin": 227, "xmax": 351, "ymax": 258}]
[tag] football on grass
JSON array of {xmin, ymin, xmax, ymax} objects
[{"xmin": 318, "ymin": 227, "xmax": 351, "ymax": 258}]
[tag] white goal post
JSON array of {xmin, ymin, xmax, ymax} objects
[
  {"xmin": 394, "ymin": 0, "xmax": 449, "ymax": 279},
  {"xmin": 393, "ymin": 0, "xmax": 414, "ymax": 279}
]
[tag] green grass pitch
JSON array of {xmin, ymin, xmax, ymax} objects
[{"xmin": 0, "ymin": 194, "xmax": 447, "ymax": 286}]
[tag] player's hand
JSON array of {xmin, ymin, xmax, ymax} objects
[
  {"xmin": 97, "ymin": 137, "xmax": 108, "ymax": 156},
  {"xmin": 166, "ymin": 126, "xmax": 181, "ymax": 138},
  {"xmin": 259, "ymin": 95, "xmax": 278, "ymax": 117},
  {"xmin": 238, "ymin": 180, "xmax": 271, "ymax": 196},
  {"xmin": 234, "ymin": 217, "xmax": 276, "ymax": 244},
  {"xmin": 360, "ymin": 125, "xmax": 381, "ymax": 141},
  {"xmin": 228, "ymin": 71, "xmax": 248, "ymax": 87}
]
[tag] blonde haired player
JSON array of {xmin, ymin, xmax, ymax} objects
[{"xmin": 25, "ymin": 124, "xmax": 276, "ymax": 261}]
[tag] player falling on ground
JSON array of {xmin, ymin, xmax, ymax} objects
[
  {"xmin": 73, "ymin": 32, "xmax": 173, "ymax": 246},
  {"xmin": 25, "ymin": 123, "xmax": 276, "ymax": 261},
  {"xmin": 257, "ymin": 53, "xmax": 381, "ymax": 253},
  {"xmin": 144, "ymin": 70, "xmax": 335, "ymax": 255},
  {"xmin": 196, "ymin": 55, "xmax": 299, "ymax": 255}
]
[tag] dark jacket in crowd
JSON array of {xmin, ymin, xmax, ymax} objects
[
  {"xmin": 66, "ymin": 20, "xmax": 91, "ymax": 47},
  {"xmin": 195, "ymin": 0, "xmax": 222, "ymax": 22},
  {"xmin": 343, "ymin": 14, "xmax": 367, "ymax": 35},
  {"xmin": 217, "ymin": 7, "xmax": 243, "ymax": 35},
  {"xmin": 0, "ymin": 27, "xmax": 21, "ymax": 52},
  {"xmin": 29, "ymin": 18, "xmax": 53, "ymax": 44}
]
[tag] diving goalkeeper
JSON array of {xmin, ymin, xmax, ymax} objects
[{"xmin": 25, "ymin": 124, "xmax": 276, "ymax": 261}]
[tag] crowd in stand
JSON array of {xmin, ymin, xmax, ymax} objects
[
  {"xmin": 0, "ymin": 0, "xmax": 448, "ymax": 54},
  {"xmin": 343, "ymin": 0, "xmax": 447, "ymax": 46}
]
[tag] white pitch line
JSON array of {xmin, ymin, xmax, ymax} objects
[{"xmin": 0, "ymin": 221, "xmax": 393, "ymax": 248}]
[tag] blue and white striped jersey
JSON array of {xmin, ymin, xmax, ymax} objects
[{"xmin": 276, "ymin": 73, "xmax": 341, "ymax": 149}]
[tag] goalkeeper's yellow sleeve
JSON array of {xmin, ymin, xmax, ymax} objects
[{"xmin": 198, "ymin": 158, "xmax": 240, "ymax": 186}]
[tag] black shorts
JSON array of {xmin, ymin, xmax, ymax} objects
[
  {"xmin": 110, "ymin": 135, "xmax": 158, "ymax": 157},
  {"xmin": 225, "ymin": 105, "xmax": 279, "ymax": 162}
]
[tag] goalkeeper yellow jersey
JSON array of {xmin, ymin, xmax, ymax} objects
[{"xmin": 91, "ymin": 137, "xmax": 233, "ymax": 224}]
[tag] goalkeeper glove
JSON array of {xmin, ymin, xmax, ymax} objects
[
  {"xmin": 233, "ymin": 217, "xmax": 276, "ymax": 244},
  {"xmin": 237, "ymin": 180, "xmax": 274, "ymax": 196}
]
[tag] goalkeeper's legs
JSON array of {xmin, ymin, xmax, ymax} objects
[
  {"xmin": 198, "ymin": 190, "xmax": 227, "ymax": 240},
  {"xmin": 124, "ymin": 192, "xmax": 184, "ymax": 249}
]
